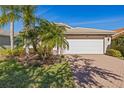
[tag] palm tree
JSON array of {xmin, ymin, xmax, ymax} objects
[
  {"xmin": 20, "ymin": 6, "xmax": 37, "ymax": 55},
  {"xmin": 40, "ymin": 20, "xmax": 69, "ymax": 55},
  {"xmin": 20, "ymin": 6, "xmax": 36, "ymax": 27},
  {"xmin": 53, "ymin": 23, "xmax": 69, "ymax": 55},
  {"xmin": 22, "ymin": 25, "xmax": 40, "ymax": 53},
  {"xmin": 0, "ymin": 6, "xmax": 21, "ymax": 50},
  {"xmin": 15, "ymin": 18, "xmax": 69, "ymax": 62}
]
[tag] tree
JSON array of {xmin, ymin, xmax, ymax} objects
[
  {"xmin": 20, "ymin": 6, "xmax": 36, "ymax": 27},
  {"xmin": 16, "ymin": 18, "xmax": 69, "ymax": 63},
  {"xmin": 111, "ymin": 36, "xmax": 124, "ymax": 56},
  {"xmin": 21, "ymin": 25, "xmax": 40, "ymax": 53},
  {"xmin": 0, "ymin": 6, "xmax": 21, "ymax": 50},
  {"xmin": 15, "ymin": 32, "xmax": 25, "ymax": 48},
  {"xmin": 20, "ymin": 5, "xmax": 37, "ymax": 55},
  {"xmin": 39, "ymin": 19, "xmax": 69, "ymax": 55}
]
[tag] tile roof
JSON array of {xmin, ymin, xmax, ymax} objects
[
  {"xmin": 66, "ymin": 27, "xmax": 115, "ymax": 35},
  {"xmin": 114, "ymin": 28, "xmax": 124, "ymax": 33},
  {"xmin": 112, "ymin": 28, "xmax": 124, "ymax": 39},
  {"xmin": 0, "ymin": 27, "xmax": 115, "ymax": 37}
]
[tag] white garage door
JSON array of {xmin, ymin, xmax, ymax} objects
[{"xmin": 64, "ymin": 39, "xmax": 104, "ymax": 54}]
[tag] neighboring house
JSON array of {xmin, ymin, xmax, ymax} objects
[
  {"xmin": 63, "ymin": 27, "xmax": 115, "ymax": 54},
  {"xmin": 0, "ymin": 29, "xmax": 18, "ymax": 48},
  {"xmin": 112, "ymin": 28, "xmax": 124, "ymax": 39}
]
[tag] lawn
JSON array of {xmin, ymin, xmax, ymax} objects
[{"xmin": 0, "ymin": 60, "xmax": 75, "ymax": 88}]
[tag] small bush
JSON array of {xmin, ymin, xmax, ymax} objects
[
  {"xmin": 13, "ymin": 48, "xmax": 25, "ymax": 56},
  {"xmin": 0, "ymin": 49, "xmax": 12, "ymax": 56},
  {"xmin": 116, "ymin": 46, "xmax": 124, "ymax": 57},
  {"xmin": 106, "ymin": 49, "xmax": 122, "ymax": 58},
  {"xmin": 0, "ymin": 47, "xmax": 24, "ymax": 56},
  {"xmin": 111, "ymin": 36, "xmax": 124, "ymax": 57}
]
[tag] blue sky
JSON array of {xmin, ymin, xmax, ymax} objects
[{"xmin": 2, "ymin": 5, "xmax": 124, "ymax": 32}]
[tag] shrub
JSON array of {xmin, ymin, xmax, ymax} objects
[
  {"xmin": 0, "ymin": 49, "xmax": 12, "ymax": 56},
  {"xmin": 106, "ymin": 49, "xmax": 122, "ymax": 58},
  {"xmin": 111, "ymin": 36, "xmax": 124, "ymax": 57},
  {"xmin": 12, "ymin": 47, "xmax": 25, "ymax": 56},
  {"xmin": 116, "ymin": 46, "xmax": 124, "ymax": 57},
  {"xmin": 0, "ymin": 60, "xmax": 75, "ymax": 88},
  {"xmin": 0, "ymin": 47, "xmax": 24, "ymax": 56},
  {"xmin": 110, "ymin": 45, "xmax": 124, "ymax": 57}
]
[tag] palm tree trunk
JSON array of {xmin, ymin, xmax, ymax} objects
[
  {"xmin": 25, "ymin": 38, "xmax": 29, "ymax": 56},
  {"xmin": 57, "ymin": 46, "xmax": 59, "ymax": 55},
  {"xmin": 32, "ymin": 41, "xmax": 38, "ymax": 52},
  {"xmin": 10, "ymin": 21, "xmax": 14, "ymax": 50},
  {"xmin": 60, "ymin": 48, "xmax": 63, "ymax": 55}
]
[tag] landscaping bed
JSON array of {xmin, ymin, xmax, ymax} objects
[{"xmin": 0, "ymin": 59, "xmax": 75, "ymax": 88}]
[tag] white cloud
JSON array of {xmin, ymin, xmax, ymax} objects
[
  {"xmin": 40, "ymin": 8, "xmax": 51, "ymax": 15},
  {"xmin": 70, "ymin": 17, "xmax": 124, "ymax": 25}
]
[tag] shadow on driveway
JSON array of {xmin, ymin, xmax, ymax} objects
[{"xmin": 66, "ymin": 55, "xmax": 123, "ymax": 88}]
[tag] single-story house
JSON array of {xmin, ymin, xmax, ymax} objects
[
  {"xmin": 63, "ymin": 27, "xmax": 115, "ymax": 54},
  {"xmin": 0, "ymin": 29, "xmax": 18, "ymax": 49},
  {"xmin": 0, "ymin": 27, "xmax": 115, "ymax": 54}
]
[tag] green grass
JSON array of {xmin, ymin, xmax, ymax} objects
[{"xmin": 0, "ymin": 60, "xmax": 75, "ymax": 88}]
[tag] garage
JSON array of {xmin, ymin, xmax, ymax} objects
[
  {"xmin": 64, "ymin": 39, "xmax": 104, "ymax": 54},
  {"xmin": 62, "ymin": 27, "xmax": 115, "ymax": 54}
]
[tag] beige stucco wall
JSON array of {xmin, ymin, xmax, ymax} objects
[{"xmin": 104, "ymin": 36, "xmax": 111, "ymax": 53}]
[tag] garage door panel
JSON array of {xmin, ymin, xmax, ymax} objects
[{"xmin": 64, "ymin": 39, "xmax": 103, "ymax": 54}]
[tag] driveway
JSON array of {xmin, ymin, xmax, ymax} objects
[{"xmin": 66, "ymin": 55, "xmax": 124, "ymax": 88}]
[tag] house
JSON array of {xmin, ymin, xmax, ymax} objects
[
  {"xmin": 63, "ymin": 27, "xmax": 115, "ymax": 54},
  {"xmin": 0, "ymin": 30, "xmax": 10, "ymax": 48},
  {"xmin": 0, "ymin": 29, "xmax": 18, "ymax": 48},
  {"xmin": 0, "ymin": 27, "xmax": 115, "ymax": 54},
  {"xmin": 112, "ymin": 28, "xmax": 124, "ymax": 39}
]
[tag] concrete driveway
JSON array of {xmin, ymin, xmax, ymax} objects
[{"xmin": 66, "ymin": 55, "xmax": 124, "ymax": 88}]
